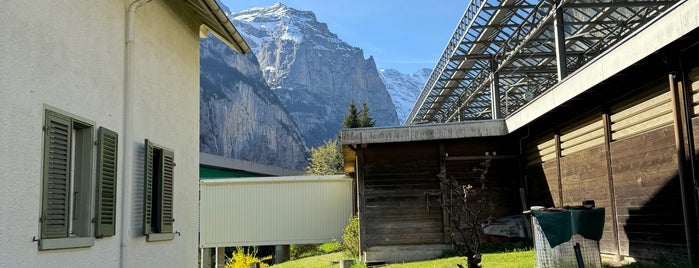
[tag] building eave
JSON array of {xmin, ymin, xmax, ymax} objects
[{"xmin": 185, "ymin": 0, "xmax": 250, "ymax": 54}]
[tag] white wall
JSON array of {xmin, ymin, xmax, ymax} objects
[
  {"xmin": 123, "ymin": 1, "xmax": 201, "ymax": 267},
  {"xmin": 0, "ymin": 1, "xmax": 204, "ymax": 267},
  {"xmin": 200, "ymin": 176, "xmax": 354, "ymax": 248}
]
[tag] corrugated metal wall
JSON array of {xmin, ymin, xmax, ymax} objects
[{"xmin": 199, "ymin": 175, "xmax": 353, "ymax": 248}]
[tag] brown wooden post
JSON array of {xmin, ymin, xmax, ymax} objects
[
  {"xmin": 439, "ymin": 142, "xmax": 450, "ymax": 242},
  {"xmin": 602, "ymin": 109, "xmax": 621, "ymax": 261},
  {"xmin": 356, "ymin": 147, "xmax": 367, "ymax": 262},
  {"xmin": 554, "ymin": 132, "xmax": 563, "ymax": 207},
  {"xmin": 670, "ymin": 73, "xmax": 697, "ymax": 264}
]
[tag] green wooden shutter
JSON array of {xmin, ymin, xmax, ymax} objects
[
  {"xmin": 143, "ymin": 139, "xmax": 153, "ymax": 235},
  {"xmin": 95, "ymin": 127, "xmax": 118, "ymax": 237},
  {"xmin": 160, "ymin": 149, "xmax": 174, "ymax": 233},
  {"xmin": 42, "ymin": 111, "xmax": 72, "ymax": 238}
]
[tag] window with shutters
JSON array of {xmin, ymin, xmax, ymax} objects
[
  {"xmin": 143, "ymin": 139, "xmax": 175, "ymax": 241},
  {"xmin": 39, "ymin": 108, "xmax": 118, "ymax": 250}
]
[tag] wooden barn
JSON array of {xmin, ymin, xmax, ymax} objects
[{"xmin": 342, "ymin": 0, "xmax": 699, "ymax": 264}]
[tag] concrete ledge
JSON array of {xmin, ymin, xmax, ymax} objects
[{"xmin": 363, "ymin": 244, "xmax": 451, "ymax": 263}]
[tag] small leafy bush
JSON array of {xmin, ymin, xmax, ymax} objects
[
  {"xmin": 290, "ymin": 242, "xmax": 342, "ymax": 260},
  {"xmin": 225, "ymin": 247, "xmax": 271, "ymax": 268},
  {"xmin": 342, "ymin": 216, "xmax": 360, "ymax": 257},
  {"xmin": 290, "ymin": 244, "xmax": 322, "ymax": 259},
  {"xmin": 319, "ymin": 241, "xmax": 341, "ymax": 253}
]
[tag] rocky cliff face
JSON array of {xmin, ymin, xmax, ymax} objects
[
  {"xmin": 379, "ymin": 68, "xmax": 432, "ymax": 124},
  {"xmin": 231, "ymin": 3, "xmax": 399, "ymax": 147},
  {"xmin": 200, "ymin": 37, "xmax": 307, "ymax": 170}
]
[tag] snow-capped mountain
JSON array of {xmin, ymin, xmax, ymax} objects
[
  {"xmin": 200, "ymin": 36, "xmax": 308, "ymax": 170},
  {"xmin": 230, "ymin": 3, "xmax": 399, "ymax": 147},
  {"xmin": 379, "ymin": 68, "xmax": 432, "ymax": 124}
]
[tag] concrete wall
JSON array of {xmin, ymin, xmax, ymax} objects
[{"xmin": 0, "ymin": 1, "xmax": 208, "ymax": 267}]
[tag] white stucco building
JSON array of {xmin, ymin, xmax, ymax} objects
[{"xmin": 0, "ymin": 1, "xmax": 248, "ymax": 267}]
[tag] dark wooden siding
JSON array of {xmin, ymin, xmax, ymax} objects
[
  {"xmin": 610, "ymin": 125, "xmax": 686, "ymax": 260},
  {"xmin": 360, "ymin": 137, "xmax": 522, "ymax": 248},
  {"xmin": 525, "ymin": 160, "xmax": 558, "ymax": 208},
  {"xmin": 444, "ymin": 138, "xmax": 522, "ymax": 218},
  {"xmin": 559, "ymin": 145, "xmax": 617, "ymax": 255},
  {"xmin": 522, "ymin": 82, "xmax": 689, "ymax": 261},
  {"xmin": 363, "ymin": 142, "xmax": 443, "ymax": 246}
]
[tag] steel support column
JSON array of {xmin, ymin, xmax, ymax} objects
[
  {"xmin": 554, "ymin": 4, "xmax": 568, "ymax": 81},
  {"xmin": 490, "ymin": 59, "xmax": 501, "ymax": 119}
]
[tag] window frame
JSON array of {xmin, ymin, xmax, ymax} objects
[
  {"xmin": 143, "ymin": 139, "xmax": 175, "ymax": 242},
  {"xmin": 39, "ymin": 108, "xmax": 96, "ymax": 250},
  {"xmin": 38, "ymin": 107, "xmax": 119, "ymax": 250}
]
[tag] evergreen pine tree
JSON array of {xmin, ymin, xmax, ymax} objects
[
  {"xmin": 358, "ymin": 100, "xmax": 375, "ymax": 127},
  {"xmin": 342, "ymin": 100, "xmax": 360, "ymax": 128}
]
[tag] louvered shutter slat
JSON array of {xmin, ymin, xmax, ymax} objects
[
  {"xmin": 160, "ymin": 150, "xmax": 174, "ymax": 233},
  {"xmin": 96, "ymin": 127, "xmax": 118, "ymax": 237},
  {"xmin": 42, "ymin": 112, "xmax": 72, "ymax": 238},
  {"xmin": 143, "ymin": 140, "xmax": 153, "ymax": 235}
]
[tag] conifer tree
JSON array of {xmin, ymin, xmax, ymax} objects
[
  {"xmin": 358, "ymin": 100, "xmax": 375, "ymax": 127},
  {"xmin": 342, "ymin": 100, "xmax": 360, "ymax": 128}
]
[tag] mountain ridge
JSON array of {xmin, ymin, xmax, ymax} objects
[{"xmin": 230, "ymin": 3, "xmax": 399, "ymax": 147}]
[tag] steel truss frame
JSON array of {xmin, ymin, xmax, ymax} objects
[{"xmin": 406, "ymin": 0, "xmax": 680, "ymax": 124}]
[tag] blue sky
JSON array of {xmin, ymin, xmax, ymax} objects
[{"xmin": 220, "ymin": 0, "xmax": 468, "ymax": 74}]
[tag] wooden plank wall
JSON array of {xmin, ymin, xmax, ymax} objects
[
  {"xmin": 609, "ymin": 125, "xmax": 685, "ymax": 259},
  {"xmin": 524, "ymin": 83, "xmax": 690, "ymax": 261},
  {"xmin": 361, "ymin": 137, "xmax": 521, "ymax": 249},
  {"xmin": 363, "ymin": 142, "xmax": 444, "ymax": 246},
  {"xmin": 525, "ymin": 135, "xmax": 557, "ymax": 208},
  {"xmin": 444, "ymin": 138, "xmax": 521, "ymax": 218}
]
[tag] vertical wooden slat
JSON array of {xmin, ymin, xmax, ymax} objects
[
  {"xmin": 670, "ymin": 73, "xmax": 697, "ymax": 262},
  {"xmin": 357, "ymin": 149, "xmax": 367, "ymax": 260},
  {"xmin": 602, "ymin": 110, "xmax": 621, "ymax": 260},
  {"xmin": 42, "ymin": 111, "xmax": 72, "ymax": 238},
  {"xmin": 439, "ymin": 143, "xmax": 449, "ymax": 242},
  {"xmin": 555, "ymin": 133, "xmax": 563, "ymax": 207}
]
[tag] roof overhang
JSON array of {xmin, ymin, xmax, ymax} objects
[
  {"xmin": 185, "ymin": 0, "xmax": 250, "ymax": 54},
  {"xmin": 340, "ymin": 120, "xmax": 507, "ymax": 175},
  {"xmin": 341, "ymin": 119, "xmax": 508, "ymax": 145}
]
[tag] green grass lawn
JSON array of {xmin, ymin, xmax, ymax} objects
[
  {"xmin": 381, "ymin": 250, "xmax": 535, "ymax": 268},
  {"xmin": 271, "ymin": 249, "xmax": 694, "ymax": 268},
  {"xmin": 271, "ymin": 249, "xmax": 535, "ymax": 268},
  {"xmin": 271, "ymin": 252, "xmax": 352, "ymax": 268}
]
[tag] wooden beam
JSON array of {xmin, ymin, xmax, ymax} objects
[
  {"xmin": 555, "ymin": 132, "xmax": 563, "ymax": 207},
  {"xmin": 439, "ymin": 143, "xmax": 449, "ymax": 243},
  {"xmin": 602, "ymin": 108, "xmax": 621, "ymax": 261},
  {"xmin": 670, "ymin": 73, "xmax": 697, "ymax": 264},
  {"xmin": 356, "ymin": 149, "xmax": 367, "ymax": 261},
  {"xmin": 445, "ymin": 155, "xmax": 517, "ymax": 161}
]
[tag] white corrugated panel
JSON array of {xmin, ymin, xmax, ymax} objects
[{"xmin": 199, "ymin": 175, "xmax": 353, "ymax": 248}]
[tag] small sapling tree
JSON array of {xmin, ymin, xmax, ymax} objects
[{"xmin": 438, "ymin": 158, "xmax": 493, "ymax": 268}]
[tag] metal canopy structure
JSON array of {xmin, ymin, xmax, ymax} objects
[{"xmin": 406, "ymin": 0, "xmax": 681, "ymax": 125}]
